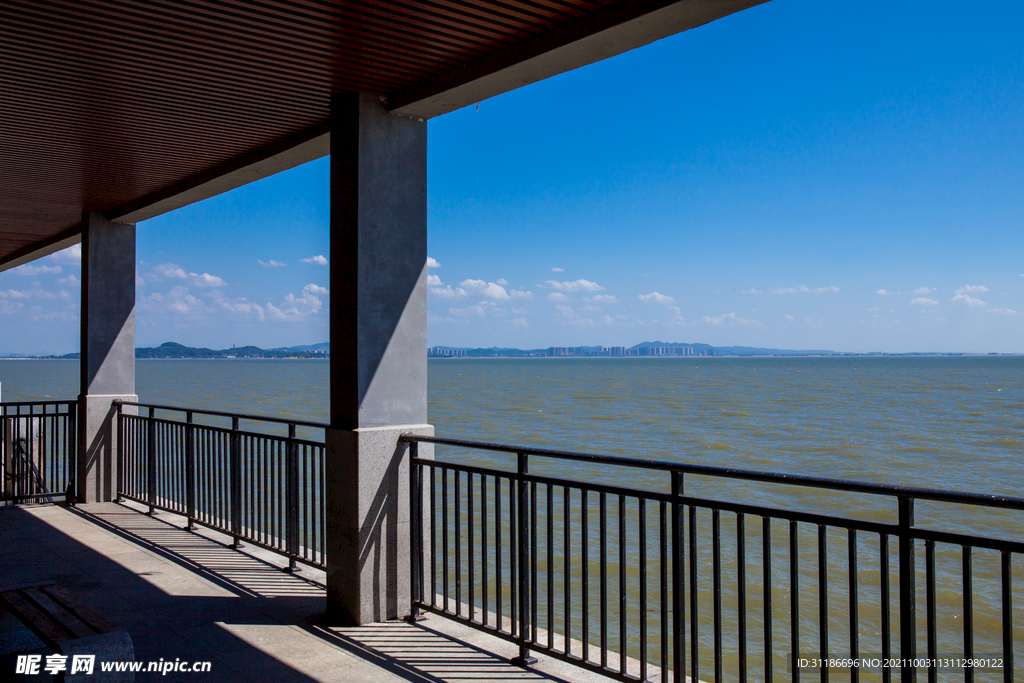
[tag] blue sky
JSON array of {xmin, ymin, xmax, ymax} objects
[{"xmin": 2, "ymin": 0, "xmax": 1023, "ymax": 355}]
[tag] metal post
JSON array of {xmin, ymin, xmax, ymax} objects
[
  {"xmin": 406, "ymin": 440, "xmax": 426, "ymax": 622},
  {"xmin": 146, "ymin": 406, "xmax": 156, "ymax": 514},
  {"xmin": 671, "ymin": 470, "xmax": 685, "ymax": 683},
  {"xmin": 285, "ymin": 423, "xmax": 299, "ymax": 571},
  {"xmin": 114, "ymin": 402, "xmax": 123, "ymax": 503},
  {"xmin": 898, "ymin": 496, "xmax": 916, "ymax": 683},
  {"xmin": 230, "ymin": 416, "xmax": 243, "ymax": 549},
  {"xmin": 511, "ymin": 452, "xmax": 536, "ymax": 667},
  {"xmin": 184, "ymin": 412, "xmax": 196, "ymax": 531}
]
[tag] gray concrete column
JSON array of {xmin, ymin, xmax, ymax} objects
[
  {"xmin": 78, "ymin": 212, "xmax": 137, "ymax": 504},
  {"xmin": 326, "ymin": 92, "xmax": 432, "ymax": 625}
]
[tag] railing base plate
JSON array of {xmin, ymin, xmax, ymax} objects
[{"xmin": 510, "ymin": 656, "xmax": 537, "ymax": 668}]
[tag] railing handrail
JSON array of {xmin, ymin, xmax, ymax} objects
[
  {"xmin": 114, "ymin": 400, "xmax": 328, "ymax": 429},
  {"xmin": 119, "ymin": 411, "xmax": 324, "ymax": 449},
  {"xmin": 0, "ymin": 400, "xmax": 77, "ymax": 409},
  {"xmin": 402, "ymin": 433, "xmax": 1024, "ymax": 512}
]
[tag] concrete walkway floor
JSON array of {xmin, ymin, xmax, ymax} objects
[{"xmin": 0, "ymin": 502, "xmax": 631, "ymax": 683}]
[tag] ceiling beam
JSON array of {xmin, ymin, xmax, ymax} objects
[{"xmin": 386, "ymin": 0, "xmax": 768, "ymax": 119}]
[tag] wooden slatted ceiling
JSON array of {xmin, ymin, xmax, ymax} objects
[{"xmin": 0, "ymin": 0, "xmax": 760, "ymax": 265}]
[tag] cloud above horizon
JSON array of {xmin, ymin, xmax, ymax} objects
[
  {"xmin": 300, "ymin": 255, "xmax": 328, "ymax": 266},
  {"xmin": 544, "ymin": 278, "xmax": 604, "ymax": 292},
  {"xmin": 638, "ymin": 292, "xmax": 675, "ymax": 305}
]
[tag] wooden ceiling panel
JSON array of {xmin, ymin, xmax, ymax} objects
[{"xmin": 0, "ymin": 0, "xmax": 763, "ymax": 267}]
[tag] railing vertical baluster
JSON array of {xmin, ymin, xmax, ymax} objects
[
  {"xmin": 147, "ymin": 407, "xmax": 156, "ymax": 514},
  {"xmin": 925, "ymin": 539, "xmax": 936, "ymax": 683},
  {"xmin": 495, "ymin": 473, "xmax": 502, "ymax": 624},
  {"xmin": 881, "ymin": 533, "xmax": 891, "ymax": 683},
  {"xmin": 619, "ymin": 494, "xmax": 627, "ymax": 676},
  {"xmin": 689, "ymin": 505, "xmax": 698, "ymax": 683},
  {"xmin": 511, "ymin": 452, "xmax": 536, "ymax": 666},
  {"xmin": 564, "ymin": 485, "xmax": 571, "ymax": 655},
  {"xmin": 850, "ymin": 529, "xmax": 859, "ymax": 683},
  {"xmin": 639, "ymin": 496, "xmax": 648, "ymax": 683},
  {"xmin": 456, "ymin": 469, "xmax": 462, "ymax": 617},
  {"xmin": 229, "ymin": 416, "xmax": 243, "ymax": 549},
  {"xmin": 184, "ymin": 412, "xmax": 196, "ymax": 530},
  {"xmin": 468, "ymin": 472, "xmax": 475, "ymax": 621},
  {"xmin": 531, "ymin": 479, "xmax": 538, "ymax": 643},
  {"xmin": 738, "ymin": 511, "xmax": 747, "ymax": 683},
  {"xmin": 443, "ymin": 467, "xmax": 449, "ymax": 611},
  {"xmin": 582, "ymin": 488, "xmax": 589, "ymax": 661},
  {"xmin": 1000, "ymin": 550, "xmax": 1013, "ymax": 683},
  {"xmin": 600, "ymin": 490, "xmax": 608, "ymax": 670},
  {"xmin": 660, "ymin": 500, "xmax": 668, "ymax": 683},
  {"xmin": 791, "ymin": 519, "xmax": 800, "ymax": 683},
  {"xmin": 898, "ymin": 497, "xmax": 917, "ymax": 683},
  {"xmin": 482, "ymin": 473, "xmax": 489, "ymax": 627},
  {"xmin": 962, "ymin": 546, "xmax": 973, "ymax": 683},
  {"xmin": 764, "ymin": 517, "xmax": 773, "ymax": 683},
  {"xmin": 713, "ymin": 508, "xmax": 722, "ymax": 683},
  {"xmin": 819, "ymin": 524, "xmax": 829, "ymax": 683},
  {"xmin": 547, "ymin": 483, "xmax": 554, "ymax": 650},
  {"xmin": 431, "ymin": 466, "xmax": 438, "ymax": 609}
]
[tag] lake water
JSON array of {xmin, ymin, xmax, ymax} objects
[{"xmin": 1, "ymin": 356, "xmax": 1021, "ymax": 679}]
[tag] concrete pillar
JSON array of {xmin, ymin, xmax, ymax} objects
[
  {"xmin": 77, "ymin": 213, "xmax": 137, "ymax": 503},
  {"xmin": 325, "ymin": 92, "xmax": 432, "ymax": 625}
]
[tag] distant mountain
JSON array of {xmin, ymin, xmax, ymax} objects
[
  {"xmin": 43, "ymin": 342, "xmax": 329, "ymax": 360},
  {"xmin": 428, "ymin": 341, "xmax": 847, "ymax": 358},
  {"xmin": 272, "ymin": 342, "xmax": 330, "ymax": 353}
]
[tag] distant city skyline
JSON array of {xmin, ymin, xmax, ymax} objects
[{"xmin": 1, "ymin": 0, "xmax": 1023, "ymax": 355}]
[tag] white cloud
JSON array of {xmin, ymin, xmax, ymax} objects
[
  {"xmin": 190, "ymin": 272, "xmax": 227, "ymax": 287},
  {"xmin": 301, "ymin": 255, "xmax": 329, "ymax": 266},
  {"xmin": 601, "ymin": 315, "xmax": 614, "ymax": 324},
  {"xmin": 510, "ymin": 289, "xmax": 533, "ymax": 299},
  {"xmin": 12, "ymin": 264, "xmax": 61, "ymax": 276},
  {"xmin": 911, "ymin": 298, "xmax": 939, "ymax": 306},
  {"xmin": 547, "ymin": 292, "xmax": 571, "ymax": 301},
  {"xmin": 551, "ymin": 267, "xmax": 564, "ymax": 272},
  {"xmin": 784, "ymin": 314, "xmax": 795, "ymax": 320},
  {"xmin": 459, "ymin": 279, "xmax": 510, "ymax": 300},
  {"xmin": 152, "ymin": 263, "xmax": 226, "ymax": 287},
  {"xmin": 496, "ymin": 278, "xmax": 508, "ymax": 286},
  {"xmin": 266, "ymin": 283, "xmax": 328, "ymax": 321},
  {"xmin": 544, "ymin": 279, "xmax": 604, "ymax": 292},
  {"xmin": 955, "ymin": 284, "xmax": 988, "ymax": 295},
  {"xmin": 638, "ymin": 292, "xmax": 675, "ymax": 305},
  {"xmin": 742, "ymin": 288, "xmax": 765, "ymax": 295},
  {"xmin": 989, "ymin": 308, "xmax": 1017, "ymax": 316},
  {"xmin": 427, "ymin": 257, "xmax": 441, "ymax": 269},
  {"xmin": 427, "ymin": 274, "xmax": 443, "ymax": 286},
  {"xmin": 258, "ymin": 259, "xmax": 286, "ymax": 268},
  {"xmin": 58, "ymin": 274, "xmax": 80, "ymax": 286},
  {"xmin": 586, "ymin": 294, "xmax": 618, "ymax": 304},
  {"xmin": 867, "ymin": 307, "xmax": 879, "ymax": 312},
  {"xmin": 512, "ymin": 318, "xmax": 528, "ymax": 326},
  {"xmin": 702, "ymin": 312, "xmax": 762, "ymax": 327},
  {"xmin": 767, "ymin": 285, "xmax": 839, "ymax": 294},
  {"xmin": 430, "ymin": 285, "xmax": 468, "ymax": 299},
  {"xmin": 876, "ymin": 289, "xmax": 893, "ymax": 296},
  {"xmin": 912, "ymin": 287, "xmax": 936, "ymax": 295},
  {"xmin": 49, "ymin": 244, "xmax": 81, "ymax": 264},
  {"xmin": 950, "ymin": 294, "xmax": 987, "ymax": 307}
]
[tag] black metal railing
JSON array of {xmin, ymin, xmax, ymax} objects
[
  {"xmin": 115, "ymin": 401, "xmax": 326, "ymax": 571},
  {"xmin": 404, "ymin": 434, "xmax": 1021, "ymax": 683},
  {"xmin": 1, "ymin": 401, "xmax": 77, "ymax": 505}
]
